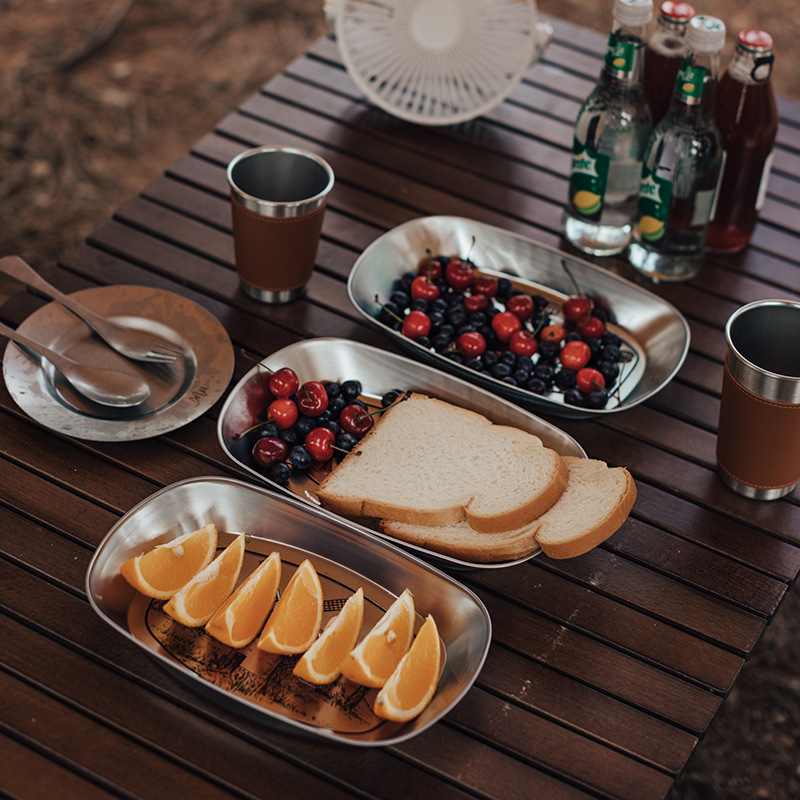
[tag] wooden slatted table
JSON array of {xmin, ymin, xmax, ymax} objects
[{"xmin": 2, "ymin": 16, "xmax": 799, "ymax": 800}]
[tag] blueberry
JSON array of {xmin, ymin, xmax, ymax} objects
[
  {"xmin": 525, "ymin": 377, "xmax": 548, "ymax": 395},
  {"xmin": 268, "ymin": 462, "xmax": 292, "ymax": 485},
  {"xmin": 257, "ymin": 422, "xmax": 280, "ymax": 439},
  {"xmin": 554, "ymin": 369, "xmax": 577, "ymax": 390},
  {"xmin": 564, "ymin": 388, "xmax": 584, "ymax": 406},
  {"xmin": 289, "ymin": 445, "xmax": 312, "ymax": 470},
  {"xmin": 294, "ymin": 415, "xmax": 316, "ymax": 438},
  {"xmin": 324, "ymin": 381, "xmax": 341, "ymax": 399},
  {"xmin": 341, "ymin": 379, "xmax": 362, "ymax": 401},
  {"xmin": 381, "ymin": 389, "xmax": 404, "ymax": 407},
  {"xmin": 586, "ymin": 388, "xmax": 609, "ymax": 409},
  {"xmin": 334, "ymin": 431, "xmax": 358, "ymax": 454},
  {"xmin": 490, "ymin": 363, "xmax": 512, "ymax": 379},
  {"xmin": 279, "ymin": 428, "xmax": 299, "ymax": 447}
]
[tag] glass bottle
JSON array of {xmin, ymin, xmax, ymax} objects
[
  {"xmin": 628, "ymin": 15, "xmax": 725, "ymax": 282},
  {"xmin": 644, "ymin": 1, "xmax": 695, "ymax": 125},
  {"xmin": 705, "ymin": 30, "xmax": 778, "ymax": 253},
  {"xmin": 561, "ymin": 0, "xmax": 653, "ymax": 257}
]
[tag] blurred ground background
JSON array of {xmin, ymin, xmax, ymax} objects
[{"xmin": 1, "ymin": 1, "xmax": 798, "ymax": 798}]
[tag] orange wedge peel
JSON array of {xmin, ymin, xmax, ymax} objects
[
  {"xmin": 340, "ymin": 588, "xmax": 415, "ymax": 688},
  {"xmin": 119, "ymin": 522, "xmax": 217, "ymax": 600},
  {"xmin": 163, "ymin": 533, "xmax": 245, "ymax": 627},
  {"xmin": 374, "ymin": 614, "xmax": 442, "ymax": 722},
  {"xmin": 205, "ymin": 550, "xmax": 281, "ymax": 648},
  {"xmin": 257, "ymin": 559, "xmax": 323, "ymax": 654},
  {"xmin": 294, "ymin": 587, "xmax": 364, "ymax": 684}
]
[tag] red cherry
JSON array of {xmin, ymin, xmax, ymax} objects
[
  {"xmin": 456, "ymin": 331, "xmax": 487, "ymax": 358},
  {"xmin": 252, "ymin": 436, "xmax": 289, "ymax": 469},
  {"xmin": 464, "ymin": 293, "xmax": 490, "ymax": 314},
  {"xmin": 339, "ymin": 403, "xmax": 375, "ymax": 437},
  {"xmin": 540, "ymin": 324, "xmax": 566, "ymax": 344},
  {"xmin": 508, "ymin": 329, "xmax": 538, "ymax": 357},
  {"xmin": 576, "ymin": 367, "xmax": 605, "ymax": 393},
  {"xmin": 410, "ymin": 274, "xmax": 440, "ymax": 301},
  {"xmin": 473, "ymin": 274, "xmax": 499, "ymax": 298},
  {"xmin": 269, "ymin": 367, "xmax": 299, "ymax": 398},
  {"xmin": 506, "ymin": 294, "xmax": 534, "ymax": 322},
  {"xmin": 305, "ymin": 427, "xmax": 336, "ymax": 461},
  {"xmin": 445, "ymin": 258, "xmax": 475, "ymax": 291},
  {"xmin": 297, "ymin": 381, "xmax": 329, "ymax": 417},
  {"xmin": 576, "ymin": 316, "xmax": 606, "ymax": 339},
  {"xmin": 402, "ymin": 310, "xmax": 432, "ymax": 339},
  {"xmin": 268, "ymin": 397, "xmax": 298, "ymax": 430},
  {"xmin": 559, "ymin": 340, "xmax": 591, "ymax": 370},
  {"xmin": 491, "ymin": 310, "xmax": 522, "ymax": 343},
  {"xmin": 562, "ymin": 296, "xmax": 593, "ymax": 323},
  {"xmin": 417, "ymin": 254, "xmax": 443, "ymax": 281}
]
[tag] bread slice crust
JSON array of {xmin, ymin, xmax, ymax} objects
[
  {"xmin": 316, "ymin": 393, "xmax": 567, "ymax": 533},
  {"xmin": 379, "ymin": 457, "xmax": 637, "ymax": 562}
]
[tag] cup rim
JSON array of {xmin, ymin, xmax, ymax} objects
[
  {"xmin": 725, "ymin": 298, "xmax": 800, "ymax": 383},
  {"xmin": 226, "ymin": 145, "xmax": 335, "ymax": 212}
]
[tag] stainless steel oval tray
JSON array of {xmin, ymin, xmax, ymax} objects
[
  {"xmin": 86, "ymin": 477, "xmax": 491, "ymax": 747},
  {"xmin": 216, "ymin": 337, "xmax": 586, "ymax": 569},
  {"xmin": 347, "ymin": 216, "xmax": 691, "ymax": 418}
]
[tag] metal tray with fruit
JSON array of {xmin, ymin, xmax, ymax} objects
[
  {"xmin": 86, "ymin": 477, "xmax": 490, "ymax": 746},
  {"xmin": 216, "ymin": 338, "xmax": 585, "ymax": 569},
  {"xmin": 347, "ymin": 216, "xmax": 691, "ymax": 418}
]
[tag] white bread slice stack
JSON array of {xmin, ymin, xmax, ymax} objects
[
  {"xmin": 316, "ymin": 393, "xmax": 569, "ymax": 534},
  {"xmin": 380, "ymin": 456, "xmax": 637, "ymax": 561}
]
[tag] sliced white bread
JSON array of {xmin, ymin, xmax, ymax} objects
[
  {"xmin": 533, "ymin": 457, "xmax": 636, "ymax": 559},
  {"xmin": 315, "ymin": 393, "xmax": 568, "ymax": 533},
  {"xmin": 379, "ymin": 457, "xmax": 636, "ymax": 561}
]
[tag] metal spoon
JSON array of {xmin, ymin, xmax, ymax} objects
[{"xmin": 0, "ymin": 321, "xmax": 151, "ymax": 408}]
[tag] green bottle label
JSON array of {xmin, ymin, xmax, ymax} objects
[
  {"xmin": 675, "ymin": 61, "xmax": 707, "ymax": 104},
  {"xmin": 603, "ymin": 33, "xmax": 636, "ymax": 75},
  {"xmin": 568, "ymin": 138, "xmax": 610, "ymax": 219},
  {"xmin": 637, "ymin": 165, "xmax": 673, "ymax": 241}
]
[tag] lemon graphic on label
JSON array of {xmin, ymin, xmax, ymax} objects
[
  {"xmin": 639, "ymin": 215, "xmax": 665, "ymax": 242},
  {"xmin": 613, "ymin": 57, "xmax": 626, "ymax": 68},
  {"xmin": 573, "ymin": 190, "xmax": 602, "ymax": 216},
  {"xmin": 682, "ymin": 82, "xmax": 695, "ymax": 94}
]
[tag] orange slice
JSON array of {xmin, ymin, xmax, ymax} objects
[
  {"xmin": 374, "ymin": 614, "xmax": 442, "ymax": 722},
  {"xmin": 205, "ymin": 551, "xmax": 281, "ymax": 648},
  {"xmin": 162, "ymin": 533, "xmax": 246, "ymax": 627},
  {"xmin": 119, "ymin": 522, "xmax": 217, "ymax": 599},
  {"xmin": 293, "ymin": 588, "xmax": 364, "ymax": 684},
  {"xmin": 339, "ymin": 588, "xmax": 415, "ymax": 688},
  {"xmin": 256, "ymin": 559, "xmax": 323, "ymax": 654}
]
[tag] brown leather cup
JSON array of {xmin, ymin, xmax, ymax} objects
[
  {"xmin": 716, "ymin": 300, "xmax": 800, "ymax": 499},
  {"xmin": 227, "ymin": 146, "xmax": 334, "ymax": 303}
]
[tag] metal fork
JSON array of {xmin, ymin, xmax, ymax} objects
[{"xmin": 0, "ymin": 255, "xmax": 183, "ymax": 363}]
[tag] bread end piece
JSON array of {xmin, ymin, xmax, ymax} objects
[{"xmin": 534, "ymin": 465, "xmax": 637, "ymax": 559}]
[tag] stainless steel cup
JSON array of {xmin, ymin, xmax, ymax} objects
[
  {"xmin": 227, "ymin": 146, "xmax": 335, "ymax": 303},
  {"xmin": 716, "ymin": 299, "xmax": 800, "ymax": 499}
]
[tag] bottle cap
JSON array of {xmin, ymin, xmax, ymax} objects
[
  {"xmin": 661, "ymin": 1, "xmax": 694, "ymax": 22},
  {"xmin": 686, "ymin": 15, "xmax": 726, "ymax": 53},
  {"xmin": 614, "ymin": 0, "xmax": 653, "ymax": 27},
  {"xmin": 739, "ymin": 29, "xmax": 773, "ymax": 52}
]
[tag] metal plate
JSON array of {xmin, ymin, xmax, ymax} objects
[
  {"xmin": 217, "ymin": 337, "xmax": 585, "ymax": 569},
  {"xmin": 347, "ymin": 216, "xmax": 691, "ymax": 418},
  {"xmin": 86, "ymin": 477, "xmax": 491, "ymax": 746},
  {"xmin": 2, "ymin": 285, "xmax": 234, "ymax": 440}
]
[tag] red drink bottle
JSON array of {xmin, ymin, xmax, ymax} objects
[
  {"xmin": 705, "ymin": 30, "xmax": 778, "ymax": 253},
  {"xmin": 644, "ymin": 1, "xmax": 695, "ymax": 125}
]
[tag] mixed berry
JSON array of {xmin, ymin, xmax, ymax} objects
[
  {"xmin": 375, "ymin": 250, "xmax": 635, "ymax": 409},
  {"xmin": 232, "ymin": 367, "xmax": 399, "ymax": 485}
]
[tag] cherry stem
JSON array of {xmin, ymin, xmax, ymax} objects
[
  {"xmin": 374, "ymin": 294, "xmax": 404, "ymax": 324},
  {"xmin": 560, "ymin": 258, "xmax": 583, "ymax": 297},
  {"xmin": 233, "ymin": 419, "xmax": 273, "ymax": 439}
]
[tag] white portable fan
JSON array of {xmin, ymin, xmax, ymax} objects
[{"xmin": 328, "ymin": 0, "xmax": 552, "ymax": 126}]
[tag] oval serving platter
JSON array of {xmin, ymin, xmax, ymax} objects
[
  {"xmin": 217, "ymin": 337, "xmax": 585, "ymax": 570},
  {"xmin": 347, "ymin": 216, "xmax": 691, "ymax": 418},
  {"xmin": 86, "ymin": 477, "xmax": 491, "ymax": 747}
]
